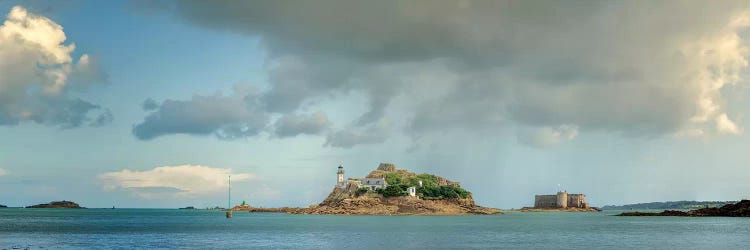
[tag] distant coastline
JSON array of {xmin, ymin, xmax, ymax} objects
[
  {"xmin": 602, "ymin": 200, "xmax": 737, "ymax": 210},
  {"xmin": 617, "ymin": 200, "xmax": 750, "ymax": 217}
]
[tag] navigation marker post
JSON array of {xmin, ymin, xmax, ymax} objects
[{"xmin": 226, "ymin": 175, "xmax": 232, "ymax": 218}]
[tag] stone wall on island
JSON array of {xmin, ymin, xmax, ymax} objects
[
  {"xmin": 377, "ymin": 163, "xmax": 396, "ymax": 171},
  {"xmin": 534, "ymin": 195, "xmax": 558, "ymax": 208},
  {"xmin": 533, "ymin": 192, "xmax": 590, "ymax": 209}
]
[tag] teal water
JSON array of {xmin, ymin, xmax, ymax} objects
[{"xmin": 1, "ymin": 209, "xmax": 749, "ymax": 249}]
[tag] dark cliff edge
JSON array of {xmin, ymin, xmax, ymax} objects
[
  {"xmin": 26, "ymin": 201, "xmax": 84, "ymax": 209},
  {"xmin": 617, "ymin": 200, "xmax": 750, "ymax": 217}
]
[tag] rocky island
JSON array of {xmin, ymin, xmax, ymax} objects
[
  {"xmin": 512, "ymin": 191, "xmax": 600, "ymax": 212},
  {"xmin": 291, "ymin": 163, "xmax": 500, "ymax": 215},
  {"xmin": 26, "ymin": 200, "xmax": 84, "ymax": 209},
  {"xmin": 617, "ymin": 200, "xmax": 750, "ymax": 217}
]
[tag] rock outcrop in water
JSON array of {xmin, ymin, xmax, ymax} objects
[
  {"xmin": 26, "ymin": 200, "xmax": 84, "ymax": 209},
  {"xmin": 291, "ymin": 163, "xmax": 500, "ymax": 215},
  {"xmin": 249, "ymin": 207, "xmax": 304, "ymax": 213},
  {"xmin": 617, "ymin": 200, "xmax": 750, "ymax": 217}
]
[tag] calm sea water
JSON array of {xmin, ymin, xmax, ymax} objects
[{"xmin": 1, "ymin": 208, "xmax": 749, "ymax": 249}]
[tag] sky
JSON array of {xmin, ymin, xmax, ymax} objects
[{"xmin": 1, "ymin": 0, "xmax": 750, "ymax": 209}]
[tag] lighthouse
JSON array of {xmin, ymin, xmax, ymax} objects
[{"xmin": 337, "ymin": 165, "xmax": 345, "ymax": 187}]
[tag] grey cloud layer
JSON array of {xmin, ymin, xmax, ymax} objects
[
  {"xmin": 133, "ymin": 90, "xmax": 269, "ymax": 140},
  {"xmin": 273, "ymin": 112, "xmax": 330, "ymax": 138},
  {"xmin": 136, "ymin": 1, "xmax": 750, "ymax": 146}
]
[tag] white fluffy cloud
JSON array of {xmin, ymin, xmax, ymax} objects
[
  {"xmin": 99, "ymin": 165, "xmax": 254, "ymax": 199},
  {"xmin": 0, "ymin": 6, "xmax": 110, "ymax": 127},
  {"xmin": 716, "ymin": 113, "xmax": 742, "ymax": 135},
  {"xmin": 136, "ymin": 1, "xmax": 750, "ymax": 147}
]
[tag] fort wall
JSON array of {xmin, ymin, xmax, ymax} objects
[
  {"xmin": 556, "ymin": 192, "xmax": 568, "ymax": 208},
  {"xmin": 534, "ymin": 195, "xmax": 558, "ymax": 208},
  {"xmin": 534, "ymin": 192, "xmax": 590, "ymax": 209}
]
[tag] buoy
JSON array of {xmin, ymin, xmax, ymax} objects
[{"xmin": 226, "ymin": 210, "xmax": 232, "ymax": 218}]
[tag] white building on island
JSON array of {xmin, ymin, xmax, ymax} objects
[
  {"xmin": 362, "ymin": 178, "xmax": 387, "ymax": 190},
  {"xmin": 337, "ymin": 165, "xmax": 345, "ymax": 187},
  {"xmin": 334, "ymin": 164, "xmax": 388, "ymax": 191},
  {"xmin": 407, "ymin": 186, "xmax": 416, "ymax": 197}
]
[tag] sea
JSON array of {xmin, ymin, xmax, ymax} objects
[{"xmin": 1, "ymin": 208, "xmax": 749, "ymax": 249}]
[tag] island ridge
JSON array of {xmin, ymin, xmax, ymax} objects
[{"xmin": 291, "ymin": 163, "xmax": 500, "ymax": 215}]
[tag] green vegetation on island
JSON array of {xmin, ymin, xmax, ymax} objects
[{"xmin": 360, "ymin": 173, "xmax": 471, "ymax": 199}]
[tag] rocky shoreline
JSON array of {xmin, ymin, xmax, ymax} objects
[
  {"xmin": 250, "ymin": 207, "xmax": 304, "ymax": 213},
  {"xmin": 291, "ymin": 195, "xmax": 499, "ymax": 215},
  {"xmin": 617, "ymin": 200, "xmax": 750, "ymax": 217},
  {"xmin": 511, "ymin": 207, "xmax": 601, "ymax": 212}
]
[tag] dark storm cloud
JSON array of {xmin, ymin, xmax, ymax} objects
[
  {"xmin": 134, "ymin": 0, "xmax": 750, "ymax": 146},
  {"xmin": 324, "ymin": 124, "xmax": 389, "ymax": 149},
  {"xmin": 141, "ymin": 98, "xmax": 159, "ymax": 111}
]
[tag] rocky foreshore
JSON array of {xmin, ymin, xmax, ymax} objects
[
  {"xmin": 617, "ymin": 200, "xmax": 750, "ymax": 217},
  {"xmin": 250, "ymin": 207, "xmax": 304, "ymax": 213},
  {"xmin": 512, "ymin": 207, "xmax": 601, "ymax": 212},
  {"xmin": 26, "ymin": 201, "xmax": 84, "ymax": 209},
  {"xmin": 291, "ymin": 195, "xmax": 500, "ymax": 215}
]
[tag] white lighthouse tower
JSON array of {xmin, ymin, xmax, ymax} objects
[{"xmin": 337, "ymin": 165, "xmax": 345, "ymax": 187}]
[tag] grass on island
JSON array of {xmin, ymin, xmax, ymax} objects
[{"xmin": 356, "ymin": 172, "xmax": 471, "ymax": 199}]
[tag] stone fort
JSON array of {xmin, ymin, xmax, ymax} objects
[{"xmin": 534, "ymin": 191, "xmax": 590, "ymax": 209}]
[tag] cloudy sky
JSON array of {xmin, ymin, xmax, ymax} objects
[{"xmin": 2, "ymin": 0, "xmax": 750, "ymax": 208}]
